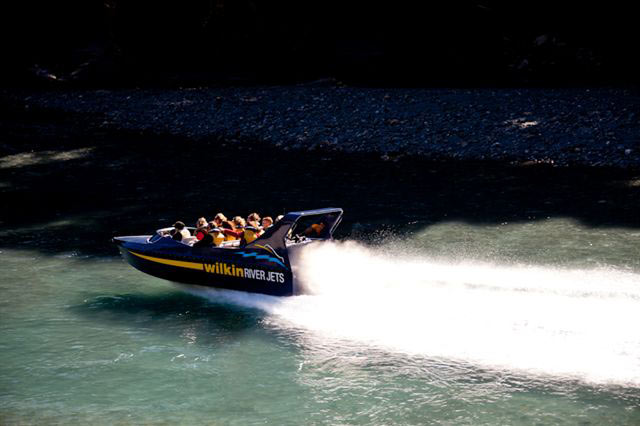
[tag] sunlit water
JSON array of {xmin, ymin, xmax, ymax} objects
[{"xmin": 2, "ymin": 219, "xmax": 640, "ymax": 424}]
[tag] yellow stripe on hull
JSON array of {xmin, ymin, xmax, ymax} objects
[{"xmin": 129, "ymin": 250, "xmax": 203, "ymax": 271}]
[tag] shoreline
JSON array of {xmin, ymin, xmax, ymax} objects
[
  {"xmin": 1, "ymin": 85, "xmax": 639, "ymax": 258},
  {"xmin": 3, "ymin": 86, "xmax": 638, "ymax": 169}
]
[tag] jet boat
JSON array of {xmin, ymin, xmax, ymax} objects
[{"xmin": 113, "ymin": 208, "xmax": 342, "ymax": 296}]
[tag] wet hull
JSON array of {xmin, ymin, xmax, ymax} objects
[{"xmin": 115, "ymin": 237, "xmax": 294, "ymax": 296}]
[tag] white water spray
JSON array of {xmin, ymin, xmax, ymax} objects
[{"xmin": 191, "ymin": 240, "xmax": 640, "ymax": 386}]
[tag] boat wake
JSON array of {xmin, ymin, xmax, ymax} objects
[{"xmin": 186, "ymin": 240, "xmax": 640, "ymax": 386}]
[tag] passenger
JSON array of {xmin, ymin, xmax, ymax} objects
[
  {"xmin": 261, "ymin": 216, "xmax": 273, "ymax": 229},
  {"xmin": 247, "ymin": 212, "xmax": 261, "ymax": 224},
  {"xmin": 194, "ymin": 224, "xmax": 210, "ymax": 241},
  {"xmin": 193, "ymin": 226, "xmax": 214, "ymax": 248},
  {"xmin": 210, "ymin": 225, "xmax": 226, "ymax": 247},
  {"xmin": 212, "ymin": 213, "xmax": 227, "ymax": 228},
  {"xmin": 171, "ymin": 221, "xmax": 191, "ymax": 241},
  {"xmin": 233, "ymin": 216, "xmax": 246, "ymax": 230},
  {"xmin": 221, "ymin": 220, "xmax": 243, "ymax": 241},
  {"xmin": 243, "ymin": 220, "xmax": 261, "ymax": 244},
  {"xmin": 195, "ymin": 217, "xmax": 207, "ymax": 229}
]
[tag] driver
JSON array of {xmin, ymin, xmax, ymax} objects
[{"xmin": 303, "ymin": 220, "xmax": 326, "ymax": 238}]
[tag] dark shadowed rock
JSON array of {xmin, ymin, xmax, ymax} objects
[{"xmin": 7, "ymin": 86, "xmax": 638, "ymax": 169}]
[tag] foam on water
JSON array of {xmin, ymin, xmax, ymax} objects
[{"xmin": 186, "ymin": 240, "xmax": 640, "ymax": 386}]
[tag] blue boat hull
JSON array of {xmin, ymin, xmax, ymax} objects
[{"xmin": 115, "ymin": 237, "xmax": 294, "ymax": 296}]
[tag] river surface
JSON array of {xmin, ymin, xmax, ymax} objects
[
  {"xmin": 1, "ymin": 131, "xmax": 640, "ymax": 424},
  {"xmin": 2, "ymin": 218, "xmax": 640, "ymax": 425}
]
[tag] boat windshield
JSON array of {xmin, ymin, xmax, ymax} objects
[{"xmin": 288, "ymin": 212, "xmax": 341, "ymax": 240}]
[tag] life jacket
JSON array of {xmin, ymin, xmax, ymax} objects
[
  {"xmin": 193, "ymin": 233, "xmax": 213, "ymax": 248},
  {"xmin": 243, "ymin": 226, "xmax": 259, "ymax": 244},
  {"xmin": 211, "ymin": 229, "xmax": 225, "ymax": 246},
  {"xmin": 223, "ymin": 228, "xmax": 242, "ymax": 241},
  {"xmin": 195, "ymin": 227, "xmax": 208, "ymax": 241}
]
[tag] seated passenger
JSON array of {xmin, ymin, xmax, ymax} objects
[
  {"xmin": 171, "ymin": 221, "xmax": 191, "ymax": 241},
  {"xmin": 194, "ymin": 224, "xmax": 210, "ymax": 241},
  {"xmin": 233, "ymin": 216, "xmax": 246, "ymax": 230},
  {"xmin": 247, "ymin": 212, "xmax": 261, "ymax": 224},
  {"xmin": 195, "ymin": 217, "xmax": 207, "ymax": 229},
  {"xmin": 261, "ymin": 216, "xmax": 273, "ymax": 230},
  {"xmin": 193, "ymin": 226, "xmax": 214, "ymax": 248},
  {"xmin": 242, "ymin": 220, "xmax": 261, "ymax": 245},
  {"xmin": 212, "ymin": 213, "xmax": 227, "ymax": 228},
  {"xmin": 210, "ymin": 226, "xmax": 226, "ymax": 247},
  {"xmin": 221, "ymin": 220, "xmax": 243, "ymax": 241}
]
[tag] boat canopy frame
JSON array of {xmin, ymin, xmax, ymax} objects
[{"xmin": 245, "ymin": 207, "xmax": 343, "ymax": 252}]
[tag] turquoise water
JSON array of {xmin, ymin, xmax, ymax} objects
[{"xmin": 2, "ymin": 218, "xmax": 640, "ymax": 424}]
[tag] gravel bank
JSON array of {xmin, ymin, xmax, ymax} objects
[{"xmin": 14, "ymin": 86, "xmax": 640, "ymax": 168}]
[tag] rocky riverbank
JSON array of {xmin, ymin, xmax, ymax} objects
[{"xmin": 5, "ymin": 86, "xmax": 640, "ymax": 168}]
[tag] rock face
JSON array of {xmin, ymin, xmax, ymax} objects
[
  {"xmin": 15, "ymin": 86, "xmax": 640, "ymax": 169},
  {"xmin": 3, "ymin": 1, "xmax": 639, "ymax": 86}
]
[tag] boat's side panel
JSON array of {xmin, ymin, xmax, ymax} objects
[{"xmin": 117, "ymin": 241, "xmax": 293, "ymax": 296}]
